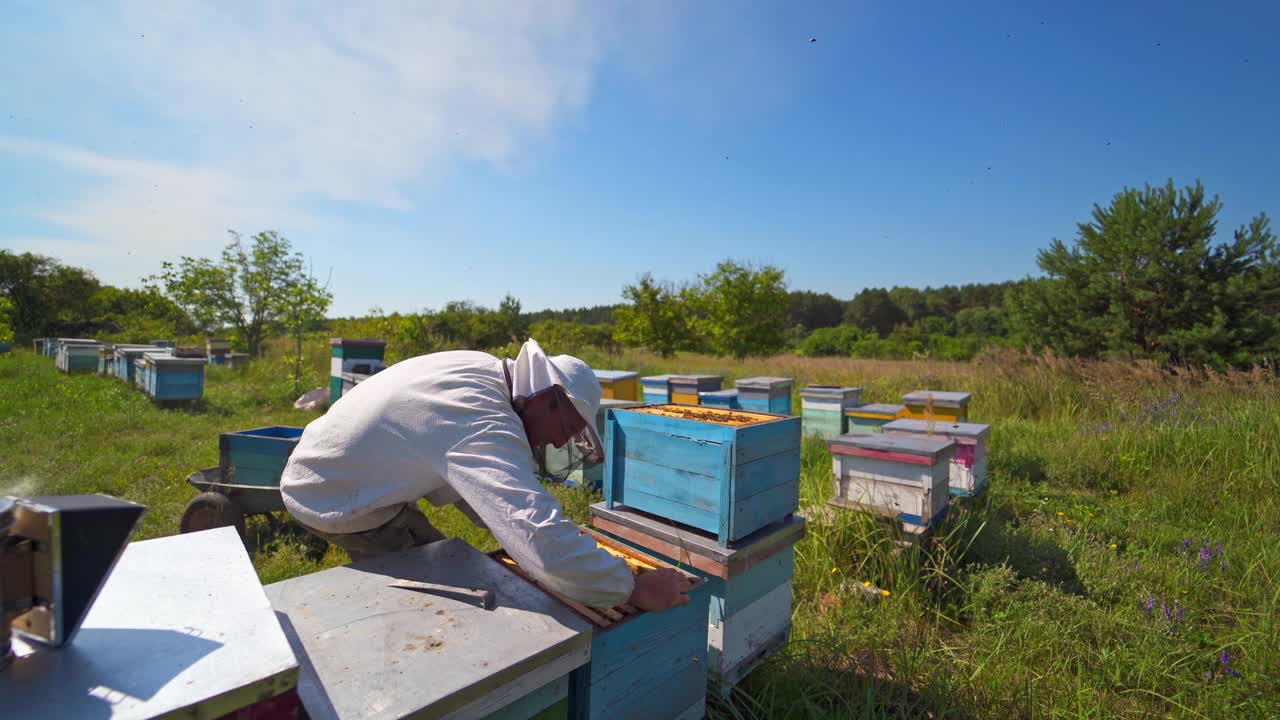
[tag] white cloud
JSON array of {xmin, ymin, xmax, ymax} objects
[{"xmin": 2, "ymin": 1, "xmax": 626, "ymax": 283}]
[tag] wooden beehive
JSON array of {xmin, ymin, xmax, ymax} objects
[
  {"xmin": 544, "ymin": 399, "xmax": 646, "ymax": 488},
  {"xmin": 699, "ymin": 388, "xmax": 740, "ymax": 409},
  {"xmin": 97, "ymin": 346, "xmax": 115, "ymax": 376},
  {"xmin": 801, "ymin": 385, "xmax": 863, "ymax": 438},
  {"xmin": 845, "ymin": 403, "xmax": 908, "ymax": 433},
  {"xmin": 604, "ymin": 404, "xmax": 801, "ymax": 545},
  {"xmin": 220, "ymin": 426, "xmax": 304, "ymax": 487},
  {"xmin": 206, "ymin": 337, "xmax": 232, "ymax": 365},
  {"xmin": 44, "ymin": 338, "xmax": 58, "ymax": 358},
  {"xmin": 827, "ymin": 433, "xmax": 954, "ymax": 533},
  {"xmin": 735, "ymin": 376, "xmax": 794, "ymax": 415},
  {"xmin": 902, "ymin": 390, "xmax": 972, "ymax": 422},
  {"xmin": 142, "ymin": 352, "xmax": 206, "ymax": 402},
  {"xmin": 589, "ymin": 503, "xmax": 804, "ymax": 694},
  {"xmin": 640, "ymin": 375, "xmax": 672, "ymax": 404},
  {"xmin": 329, "ymin": 338, "xmax": 387, "ymax": 406},
  {"xmin": 492, "ymin": 528, "xmax": 710, "ymax": 720},
  {"xmin": 882, "ymin": 418, "xmax": 991, "ymax": 497},
  {"xmin": 114, "ymin": 345, "xmax": 155, "ymax": 384},
  {"xmin": 669, "ymin": 375, "xmax": 722, "ymax": 405},
  {"xmin": 593, "ymin": 370, "xmax": 640, "ymax": 401},
  {"xmin": 55, "ymin": 338, "xmax": 102, "ymax": 373}
]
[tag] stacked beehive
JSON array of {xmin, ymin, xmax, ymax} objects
[
  {"xmin": 800, "ymin": 385, "xmax": 862, "ymax": 437},
  {"xmin": 844, "ymin": 402, "xmax": 908, "ymax": 433},
  {"xmin": 55, "ymin": 338, "xmax": 104, "ymax": 373},
  {"xmin": 205, "ymin": 338, "xmax": 232, "ymax": 365},
  {"xmin": 640, "ymin": 374, "xmax": 672, "ymax": 404},
  {"xmin": 735, "ymin": 376, "xmax": 794, "ymax": 415},
  {"xmin": 883, "ymin": 419, "xmax": 991, "ymax": 497},
  {"xmin": 592, "ymin": 404, "xmax": 804, "ymax": 696},
  {"xmin": 592, "ymin": 369, "xmax": 640, "ymax": 401},
  {"xmin": 114, "ymin": 344, "xmax": 156, "ymax": 385},
  {"xmin": 827, "ymin": 432, "xmax": 954, "ymax": 535},
  {"xmin": 139, "ymin": 351, "xmax": 206, "ymax": 402},
  {"xmin": 329, "ymin": 338, "xmax": 387, "ymax": 406},
  {"xmin": 669, "ymin": 374, "xmax": 722, "ymax": 405}
]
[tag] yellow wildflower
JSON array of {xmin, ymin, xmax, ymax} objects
[
  {"xmin": 863, "ymin": 581, "xmax": 872, "ymax": 587},
  {"xmin": 1109, "ymin": 543, "xmax": 1118, "ymax": 550},
  {"xmin": 1056, "ymin": 511, "xmax": 1065, "ymax": 517},
  {"xmin": 881, "ymin": 590, "xmax": 891, "ymax": 597},
  {"xmin": 1065, "ymin": 519, "xmax": 1074, "ymax": 525},
  {"xmin": 831, "ymin": 567, "xmax": 839, "ymax": 574}
]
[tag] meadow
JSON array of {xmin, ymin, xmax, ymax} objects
[{"xmin": 1, "ymin": 343, "xmax": 1277, "ymax": 718}]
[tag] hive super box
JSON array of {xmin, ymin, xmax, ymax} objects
[
  {"xmin": 640, "ymin": 375, "xmax": 673, "ymax": 404},
  {"xmin": 590, "ymin": 502, "xmax": 804, "ymax": 693},
  {"xmin": 55, "ymin": 338, "xmax": 102, "ymax": 373},
  {"xmin": 494, "ymin": 528, "xmax": 711, "ymax": 720},
  {"xmin": 220, "ymin": 425, "xmax": 304, "ymax": 487},
  {"xmin": 801, "ymin": 385, "xmax": 863, "ymax": 438},
  {"xmin": 328, "ymin": 338, "xmax": 387, "ymax": 405},
  {"xmin": 827, "ymin": 432, "xmax": 954, "ymax": 532},
  {"xmin": 699, "ymin": 388, "xmax": 741, "ymax": 409},
  {"xmin": 882, "ymin": 418, "xmax": 991, "ymax": 497},
  {"xmin": 604, "ymin": 405, "xmax": 801, "ymax": 545},
  {"xmin": 902, "ymin": 390, "xmax": 972, "ymax": 422},
  {"xmin": 735, "ymin": 376, "xmax": 794, "ymax": 415},
  {"xmin": 140, "ymin": 352, "xmax": 206, "ymax": 402}
]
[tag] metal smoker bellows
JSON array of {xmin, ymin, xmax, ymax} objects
[{"xmin": 0, "ymin": 494, "xmax": 145, "ymax": 671}]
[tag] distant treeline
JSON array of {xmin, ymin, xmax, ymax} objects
[{"xmin": 4, "ymin": 179, "xmax": 1277, "ymax": 368}]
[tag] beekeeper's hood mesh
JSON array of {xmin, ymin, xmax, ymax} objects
[{"xmin": 510, "ymin": 339, "xmax": 603, "ymax": 462}]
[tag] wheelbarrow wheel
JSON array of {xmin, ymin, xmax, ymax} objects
[{"xmin": 180, "ymin": 492, "xmax": 245, "ymax": 538}]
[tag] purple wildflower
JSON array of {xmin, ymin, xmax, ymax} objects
[
  {"xmin": 1219, "ymin": 650, "xmax": 1242, "ymax": 678},
  {"xmin": 1221, "ymin": 558, "xmax": 1228, "ymax": 572},
  {"xmin": 1215, "ymin": 542, "xmax": 1223, "ymax": 559},
  {"xmin": 1199, "ymin": 545, "xmax": 1211, "ymax": 568},
  {"xmin": 1162, "ymin": 601, "xmax": 1172, "ymax": 621},
  {"xmin": 1145, "ymin": 595, "xmax": 1155, "ymax": 614},
  {"xmin": 1175, "ymin": 602, "xmax": 1185, "ymax": 622},
  {"xmin": 1181, "ymin": 539, "xmax": 1192, "ymax": 556}
]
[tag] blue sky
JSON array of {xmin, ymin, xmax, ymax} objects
[{"xmin": 3, "ymin": 1, "xmax": 1278, "ymax": 317}]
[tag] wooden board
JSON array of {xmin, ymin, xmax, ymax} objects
[{"xmin": 707, "ymin": 582, "xmax": 793, "ymax": 690}]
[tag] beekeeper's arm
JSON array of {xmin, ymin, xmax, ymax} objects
[{"xmin": 443, "ymin": 422, "xmax": 635, "ymax": 608}]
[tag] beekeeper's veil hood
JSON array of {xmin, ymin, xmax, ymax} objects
[{"xmin": 510, "ymin": 339, "xmax": 603, "ymax": 462}]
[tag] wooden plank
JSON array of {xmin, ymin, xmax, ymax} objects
[
  {"xmin": 730, "ymin": 477, "xmax": 800, "ymax": 542},
  {"xmin": 493, "ymin": 558, "xmax": 613, "ymax": 629},
  {"xmin": 451, "ymin": 668, "xmax": 569, "ymax": 720},
  {"xmin": 734, "ymin": 447, "xmax": 801, "ymax": 499},
  {"xmin": 589, "ymin": 518, "xmax": 730, "ymax": 580},
  {"xmin": 734, "ymin": 416, "xmax": 801, "ymax": 465},
  {"xmin": 618, "ymin": 426, "xmax": 724, "ymax": 479},
  {"xmin": 708, "ymin": 582, "xmax": 793, "ymax": 688},
  {"xmin": 588, "ymin": 596, "xmax": 707, "ymax": 682},
  {"xmin": 705, "ymin": 548, "xmax": 795, "ymax": 626},
  {"xmin": 829, "ymin": 445, "xmax": 935, "ymax": 466},
  {"xmin": 612, "ymin": 459, "xmax": 721, "ymax": 515}
]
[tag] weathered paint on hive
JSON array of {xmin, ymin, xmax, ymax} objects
[
  {"xmin": 604, "ymin": 405, "xmax": 801, "ymax": 545},
  {"xmin": 735, "ymin": 376, "xmax": 794, "ymax": 415},
  {"xmin": 828, "ymin": 433, "xmax": 953, "ymax": 529},
  {"xmin": 801, "ymin": 385, "xmax": 863, "ymax": 437},
  {"xmin": 882, "ymin": 418, "xmax": 990, "ymax": 496},
  {"xmin": 220, "ymin": 426, "xmax": 304, "ymax": 488}
]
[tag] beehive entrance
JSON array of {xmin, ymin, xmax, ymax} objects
[{"xmin": 630, "ymin": 404, "xmax": 776, "ymax": 426}]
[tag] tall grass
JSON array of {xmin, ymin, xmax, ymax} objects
[{"xmin": 1, "ymin": 345, "xmax": 1277, "ymax": 718}]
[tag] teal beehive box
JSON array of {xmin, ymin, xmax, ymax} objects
[
  {"xmin": 141, "ymin": 352, "xmax": 205, "ymax": 402},
  {"xmin": 640, "ymin": 375, "xmax": 672, "ymax": 404},
  {"xmin": 55, "ymin": 338, "xmax": 103, "ymax": 373},
  {"xmin": 800, "ymin": 385, "xmax": 862, "ymax": 438},
  {"xmin": 329, "ymin": 338, "xmax": 387, "ymax": 406},
  {"xmin": 604, "ymin": 404, "xmax": 801, "ymax": 545},
  {"xmin": 735, "ymin": 376, "xmax": 794, "ymax": 415},
  {"xmin": 219, "ymin": 426, "xmax": 304, "ymax": 487},
  {"xmin": 699, "ymin": 388, "xmax": 740, "ymax": 409}
]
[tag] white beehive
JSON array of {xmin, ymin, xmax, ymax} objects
[
  {"xmin": 827, "ymin": 432, "xmax": 954, "ymax": 532},
  {"xmin": 882, "ymin": 418, "xmax": 991, "ymax": 497}
]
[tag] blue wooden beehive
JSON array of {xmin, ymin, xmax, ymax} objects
[
  {"xmin": 141, "ymin": 352, "xmax": 206, "ymax": 402},
  {"xmin": 493, "ymin": 528, "xmax": 711, "ymax": 720},
  {"xmin": 735, "ymin": 376, "xmax": 794, "ymax": 415},
  {"xmin": 640, "ymin": 375, "xmax": 672, "ymax": 404},
  {"xmin": 699, "ymin": 388, "xmax": 741, "ymax": 409},
  {"xmin": 219, "ymin": 426, "xmax": 304, "ymax": 487},
  {"xmin": 113, "ymin": 345, "xmax": 158, "ymax": 384},
  {"xmin": 590, "ymin": 503, "xmax": 805, "ymax": 694},
  {"xmin": 55, "ymin": 338, "xmax": 102, "ymax": 373},
  {"xmin": 604, "ymin": 404, "xmax": 801, "ymax": 545}
]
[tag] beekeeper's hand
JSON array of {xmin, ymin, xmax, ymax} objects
[{"xmin": 627, "ymin": 568, "xmax": 692, "ymax": 612}]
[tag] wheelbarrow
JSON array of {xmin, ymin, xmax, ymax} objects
[
  {"xmin": 179, "ymin": 466, "xmax": 287, "ymax": 538},
  {"xmin": 179, "ymin": 425, "xmax": 304, "ymax": 538}
]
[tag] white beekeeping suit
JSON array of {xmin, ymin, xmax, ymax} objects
[{"xmin": 280, "ymin": 339, "xmax": 635, "ymax": 607}]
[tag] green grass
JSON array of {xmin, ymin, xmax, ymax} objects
[{"xmin": 2, "ymin": 346, "xmax": 1278, "ymax": 718}]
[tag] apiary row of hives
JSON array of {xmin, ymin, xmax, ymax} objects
[{"xmin": 31, "ymin": 337, "xmax": 211, "ymax": 402}]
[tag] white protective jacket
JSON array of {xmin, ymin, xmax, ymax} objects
[{"xmin": 279, "ymin": 348, "xmax": 635, "ymax": 608}]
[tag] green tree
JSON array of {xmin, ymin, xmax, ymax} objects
[
  {"xmin": 496, "ymin": 294, "xmax": 527, "ymax": 344},
  {"xmin": 796, "ymin": 325, "xmax": 864, "ymax": 357},
  {"xmin": 954, "ymin": 306, "xmax": 1007, "ymax": 338},
  {"xmin": 615, "ymin": 274, "xmax": 693, "ymax": 358},
  {"xmin": 786, "ymin": 291, "xmax": 844, "ymax": 330},
  {"xmin": 844, "ymin": 288, "xmax": 909, "ymax": 337},
  {"xmin": 279, "ymin": 269, "xmax": 333, "ymax": 396},
  {"xmin": 1008, "ymin": 180, "xmax": 1280, "ymax": 365},
  {"xmin": 695, "ymin": 260, "xmax": 789, "ymax": 360},
  {"xmin": 150, "ymin": 230, "xmax": 326, "ymax": 356},
  {"xmin": 0, "ymin": 295, "xmax": 15, "ymax": 344},
  {"xmin": 0, "ymin": 251, "xmax": 101, "ymax": 340}
]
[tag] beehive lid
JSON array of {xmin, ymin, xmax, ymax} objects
[
  {"xmin": 1, "ymin": 527, "xmax": 298, "ymax": 719},
  {"xmin": 736, "ymin": 376, "xmax": 793, "ymax": 389},
  {"xmin": 147, "ymin": 353, "xmax": 206, "ymax": 366},
  {"xmin": 828, "ymin": 432, "xmax": 954, "ymax": 459},
  {"xmin": 266, "ymin": 538, "xmax": 592, "ymax": 720},
  {"xmin": 847, "ymin": 403, "xmax": 906, "ymax": 416},
  {"xmin": 56, "ymin": 338, "xmax": 102, "ymax": 346},
  {"xmin": 328, "ymin": 337, "xmax": 386, "ymax": 347},
  {"xmin": 640, "ymin": 374, "xmax": 673, "ymax": 384},
  {"xmin": 700, "ymin": 389, "xmax": 739, "ymax": 399},
  {"xmin": 623, "ymin": 404, "xmax": 780, "ymax": 427},
  {"xmin": 902, "ymin": 390, "xmax": 972, "ymax": 408},
  {"xmin": 882, "ymin": 418, "xmax": 991, "ymax": 440},
  {"xmin": 670, "ymin": 374, "xmax": 721, "ymax": 383},
  {"xmin": 593, "ymin": 369, "xmax": 639, "ymax": 383},
  {"xmin": 802, "ymin": 384, "xmax": 861, "ymax": 399}
]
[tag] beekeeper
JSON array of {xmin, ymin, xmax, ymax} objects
[{"xmin": 279, "ymin": 339, "xmax": 691, "ymax": 611}]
